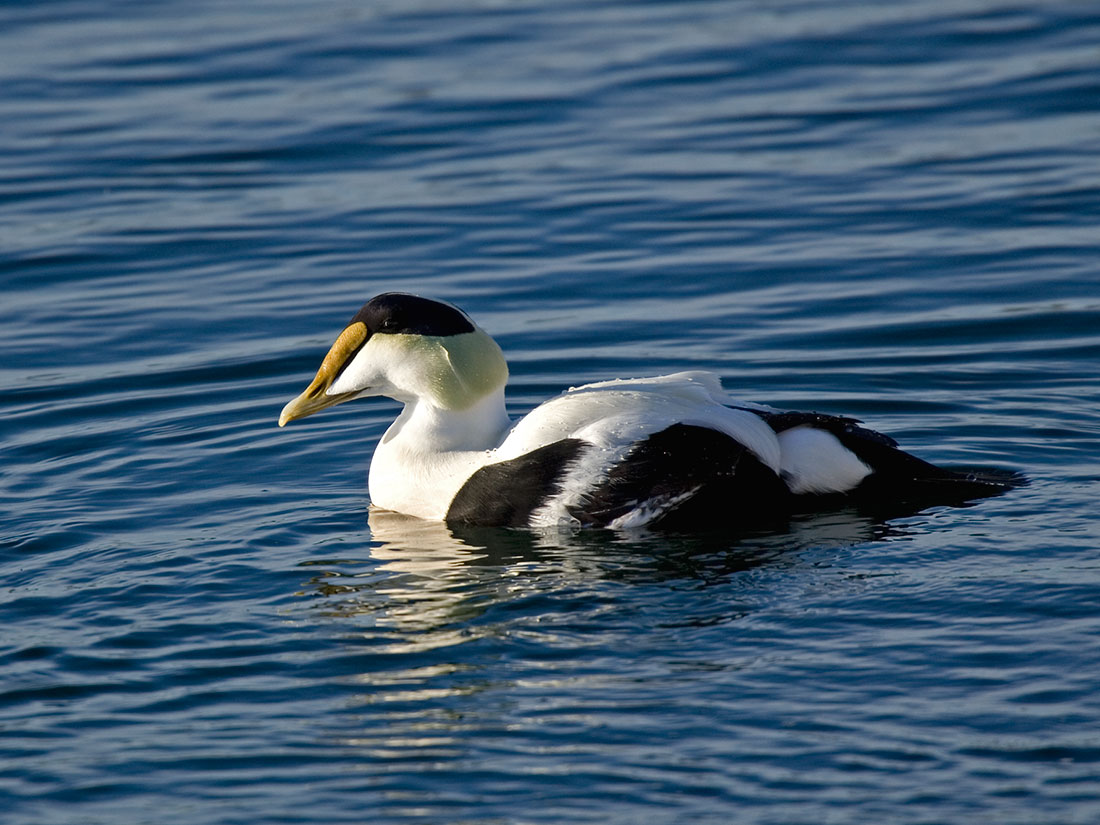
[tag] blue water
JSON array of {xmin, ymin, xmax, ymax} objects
[{"xmin": 3, "ymin": 1, "xmax": 1100, "ymax": 822}]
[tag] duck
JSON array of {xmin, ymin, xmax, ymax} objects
[{"xmin": 279, "ymin": 293, "xmax": 1023, "ymax": 529}]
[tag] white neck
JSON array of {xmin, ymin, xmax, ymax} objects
[
  {"xmin": 381, "ymin": 387, "xmax": 511, "ymax": 452},
  {"xmin": 368, "ymin": 388, "xmax": 513, "ymax": 519}
]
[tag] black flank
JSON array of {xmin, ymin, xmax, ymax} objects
[{"xmin": 446, "ymin": 438, "xmax": 588, "ymax": 528}]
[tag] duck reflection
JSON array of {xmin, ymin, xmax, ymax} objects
[{"xmin": 303, "ymin": 503, "xmax": 920, "ymax": 637}]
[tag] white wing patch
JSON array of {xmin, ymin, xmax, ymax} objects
[
  {"xmin": 606, "ymin": 488, "xmax": 700, "ymax": 530},
  {"xmin": 778, "ymin": 425, "xmax": 872, "ymax": 495}
]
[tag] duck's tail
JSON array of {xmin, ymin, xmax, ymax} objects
[
  {"xmin": 898, "ymin": 464, "xmax": 1028, "ymax": 500},
  {"xmin": 744, "ymin": 407, "xmax": 1028, "ymax": 509}
]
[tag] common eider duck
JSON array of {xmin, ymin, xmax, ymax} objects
[{"xmin": 279, "ymin": 293, "xmax": 1023, "ymax": 529}]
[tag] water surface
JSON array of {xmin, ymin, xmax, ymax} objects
[{"xmin": 3, "ymin": 1, "xmax": 1100, "ymax": 823}]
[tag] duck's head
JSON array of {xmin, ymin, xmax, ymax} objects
[{"xmin": 278, "ymin": 293, "xmax": 508, "ymax": 426}]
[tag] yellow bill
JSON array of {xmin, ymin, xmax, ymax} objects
[{"xmin": 278, "ymin": 322, "xmax": 368, "ymax": 427}]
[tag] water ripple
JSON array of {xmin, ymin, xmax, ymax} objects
[{"xmin": 3, "ymin": 1, "xmax": 1100, "ymax": 823}]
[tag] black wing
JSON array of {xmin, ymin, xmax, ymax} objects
[{"xmin": 570, "ymin": 423, "xmax": 789, "ymax": 529}]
